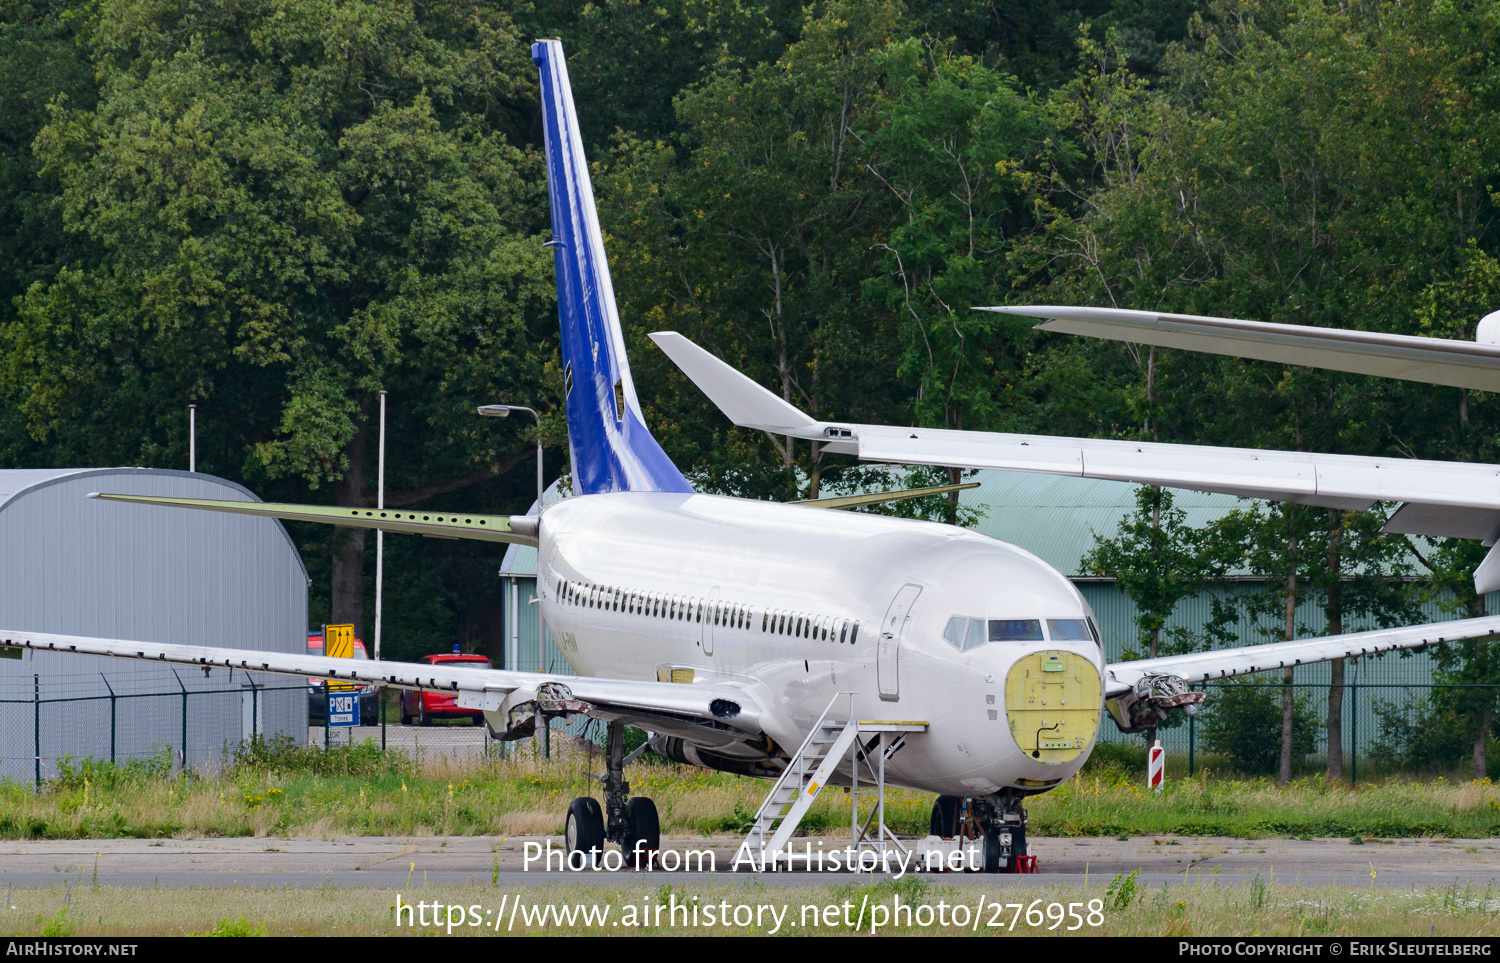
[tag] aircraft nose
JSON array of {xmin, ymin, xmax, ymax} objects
[{"xmin": 999, "ymin": 647, "xmax": 1102, "ymax": 764}]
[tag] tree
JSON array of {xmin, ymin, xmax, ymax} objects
[
  {"xmin": 1083, "ymin": 485, "xmax": 1235, "ymax": 743},
  {"xmin": 861, "ymin": 40, "xmax": 1059, "ymax": 519},
  {"xmin": 1308, "ymin": 507, "xmax": 1422, "ymax": 780},
  {"xmin": 1084, "ymin": 485, "xmax": 1235, "ymax": 661},
  {"xmin": 600, "ymin": 0, "xmax": 907, "ymax": 499},
  {"xmin": 1200, "ymin": 678, "xmax": 1317, "ymax": 775},
  {"xmin": 1409, "ymin": 538, "xmax": 1500, "ymax": 780},
  {"xmin": 4, "ymin": 0, "xmax": 558, "ymax": 635}
]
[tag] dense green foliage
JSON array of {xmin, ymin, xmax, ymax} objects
[{"xmin": 1199, "ymin": 682, "xmax": 1318, "ymax": 774}]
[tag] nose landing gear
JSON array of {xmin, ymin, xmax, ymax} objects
[
  {"xmin": 563, "ymin": 721, "xmax": 661, "ymax": 870},
  {"xmin": 929, "ymin": 792, "xmax": 1035, "ymax": 873}
]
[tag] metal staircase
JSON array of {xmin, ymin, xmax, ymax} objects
[{"xmin": 740, "ymin": 693, "xmax": 927, "ymax": 867}]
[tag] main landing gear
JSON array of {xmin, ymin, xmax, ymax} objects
[
  {"xmin": 929, "ymin": 791, "xmax": 1035, "ymax": 873},
  {"xmin": 564, "ymin": 721, "xmax": 661, "ymax": 870}
]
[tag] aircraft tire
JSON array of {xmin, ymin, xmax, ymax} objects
[
  {"xmin": 418, "ymin": 703, "xmax": 430, "ymax": 727},
  {"xmin": 622, "ymin": 797, "xmax": 660, "ymax": 869},
  {"xmin": 930, "ymin": 795, "xmax": 961, "ymax": 837},
  {"xmin": 982, "ymin": 829, "xmax": 1003, "ymax": 874},
  {"xmin": 1004, "ymin": 824, "xmax": 1027, "ymax": 873},
  {"xmin": 565, "ymin": 797, "xmax": 605, "ymax": 869}
]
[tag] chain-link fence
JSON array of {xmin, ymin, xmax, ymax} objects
[
  {"xmin": 0, "ymin": 670, "xmax": 305, "ymax": 788},
  {"xmin": 304, "ymin": 686, "xmax": 602, "ymax": 765},
  {"xmin": 8, "ymin": 669, "xmax": 1496, "ymax": 789},
  {"xmin": 1112, "ymin": 681, "xmax": 1500, "ymax": 783},
  {"xmin": 0, "ymin": 668, "xmax": 609, "ymax": 790}
]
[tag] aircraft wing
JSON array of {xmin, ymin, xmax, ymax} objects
[
  {"xmin": 1099, "ymin": 615, "xmax": 1500, "ymax": 732},
  {"xmin": 86, "ymin": 493, "xmax": 539, "ymax": 546},
  {"xmin": 0, "ymin": 630, "xmax": 763, "ymax": 751},
  {"xmin": 1106, "ymin": 615, "xmax": 1500, "ymax": 692},
  {"xmin": 980, "ymin": 305, "xmax": 1500, "ymax": 393},
  {"xmin": 650, "ymin": 331, "xmax": 1500, "ymax": 589}
]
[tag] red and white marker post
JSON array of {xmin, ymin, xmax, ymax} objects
[{"xmin": 1148, "ymin": 739, "xmax": 1165, "ymax": 792}]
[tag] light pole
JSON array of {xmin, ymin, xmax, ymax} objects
[
  {"xmin": 477, "ymin": 404, "xmax": 548, "ymax": 758},
  {"xmin": 375, "ymin": 390, "xmax": 387, "ymax": 745},
  {"xmin": 477, "ymin": 405, "xmax": 543, "ymax": 522}
]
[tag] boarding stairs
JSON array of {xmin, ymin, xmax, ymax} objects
[{"xmin": 741, "ymin": 692, "xmax": 927, "ymax": 866}]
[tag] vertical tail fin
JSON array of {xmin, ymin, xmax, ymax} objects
[{"xmin": 532, "ymin": 40, "xmax": 692, "ymax": 495}]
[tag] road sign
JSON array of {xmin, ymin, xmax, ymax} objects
[
  {"xmin": 323, "ymin": 623, "xmax": 357, "ymax": 691},
  {"xmin": 327, "ymin": 689, "xmax": 360, "ymax": 727}
]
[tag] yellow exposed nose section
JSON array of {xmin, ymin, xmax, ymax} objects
[{"xmin": 1005, "ymin": 650, "xmax": 1102, "ymax": 764}]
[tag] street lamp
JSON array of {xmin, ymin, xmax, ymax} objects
[
  {"xmin": 478, "ymin": 403, "xmax": 548, "ymax": 757},
  {"xmin": 476, "ymin": 405, "xmax": 543, "ymax": 519}
]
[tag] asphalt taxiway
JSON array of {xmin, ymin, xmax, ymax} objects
[{"xmin": 0, "ymin": 835, "xmax": 1494, "ymax": 889}]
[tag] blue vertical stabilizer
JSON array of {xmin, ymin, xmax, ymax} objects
[{"xmin": 533, "ymin": 41, "xmax": 693, "ymax": 496}]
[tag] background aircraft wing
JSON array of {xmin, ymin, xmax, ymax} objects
[
  {"xmin": 87, "ymin": 492, "xmax": 539, "ymax": 546},
  {"xmin": 980, "ymin": 305, "xmax": 1500, "ymax": 393},
  {"xmin": 651, "ymin": 330, "xmax": 1500, "ymax": 551},
  {"xmin": 0, "ymin": 630, "xmax": 764, "ymax": 750}
]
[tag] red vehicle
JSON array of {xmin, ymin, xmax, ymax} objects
[{"xmin": 400, "ymin": 651, "xmax": 493, "ymax": 725}]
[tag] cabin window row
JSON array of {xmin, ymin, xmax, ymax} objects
[
  {"xmin": 552, "ymin": 576, "xmax": 859, "ymax": 643},
  {"xmin": 762, "ymin": 610, "xmax": 860, "ymax": 645}
]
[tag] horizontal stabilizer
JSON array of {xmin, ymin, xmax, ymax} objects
[
  {"xmin": 982, "ymin": 305, "xmax": 1500, "ymax": 393},
  {"xmin": 88, "ymin": 493, "xmax": 538, "ymax": 546}
]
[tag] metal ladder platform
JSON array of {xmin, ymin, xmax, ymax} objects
[{"xmin": 738, "ymin": 692, "xmax": 927, "ymax": 868}]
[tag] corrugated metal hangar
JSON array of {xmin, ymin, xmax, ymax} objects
[{"xmin": 0, "ymin": 468, "xmax": 309, "ymax": 784}]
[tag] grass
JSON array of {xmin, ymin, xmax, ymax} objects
[
  {"xmin": 0, "ymin": 735, "xmax": 1497, "ymax": 841},
  {"xmin": 2, "ymin": 878, "xmax": 1498, "ymax": 936}
]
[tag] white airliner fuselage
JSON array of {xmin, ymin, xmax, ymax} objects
[{"xmin": 539, "ymin": 491, "xmax": 1106, "ymax": 797}]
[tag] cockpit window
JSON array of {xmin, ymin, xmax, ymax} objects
[
  {"xmin": 947, "ymin": 616, "xmax": 1095, "ymax": 649},
  {"xmin": 1047, "ymin": 619, "xmax": 1092, "ymax": 642},
  {"xmin": 989, "ymin": 619, "xmax": 1044, "ymax": 642},
  {"xmin": 943, "ymin": 616, "xmax": 990, "ymax": 651}
]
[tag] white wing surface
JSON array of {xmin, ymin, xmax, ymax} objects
[
  {"xmin": 0, "ymin": 630, "xmax": 763, "ymax": 748},
  {"xmin": 1097, "ymin": 615, "xmax": 1500, "ymax": 732},
  {"xmin": 651, "ymin": 329, "xmax": 1500, "ymax": 591},
  {"xmin": 1105, "ymin": 615, "xmax": 1500, "ymax": 695},
  {"xmin": 650, "ymin": 331, "xmax": 1500, "ymax": 515},
  {"xmin": 981, "ymin": 305, "xmax": 1500, "ymax": 393}
]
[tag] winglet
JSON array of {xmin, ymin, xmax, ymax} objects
[{"xmin": 649, "ymin": 332, "xmax": 819, "ymax": 434}]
